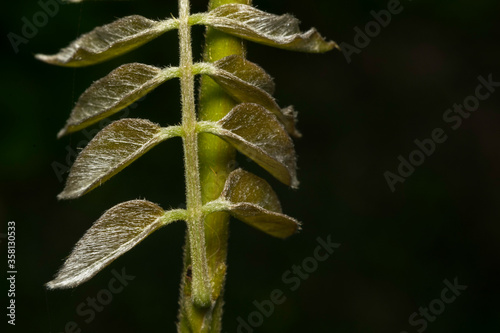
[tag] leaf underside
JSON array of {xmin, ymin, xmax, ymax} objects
[
  {"xmin": 46, "ymin": 200, "xmax": 166, "ymax": 289},
  {"xmin": 36, "ymin": 16, "xmax": 177, "ymax": 67},
  {"xmin": 208, "ymin": 57, "xmax": 300, "ymax": 137},
  {"xmin": 213, "ymin": 55, "xmax": 275, "ymax": 95},
  {"xmin": 205, "ymin": 4, "xmax": 337, "ymax": 53},
  {"xmin": 57, "ymin": 63, "xmax": 177, "ymax": 137},
  {"xmin": 212, "ymin": 103, "xmax": 298, "ymax": 188},
  {"xmin": 221, "ymin": 169, "xmax": 300, "ymax": 239},
  {"xmin": 59, "ymin": 119, "xmax": 178, "ymax": 200}
]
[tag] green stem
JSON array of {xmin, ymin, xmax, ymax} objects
[
  {"xmin": 177, "ymin": 0, "xmax": 251, "ymax": 331},
  {"xmin": 179, "ymin": 0, "xmax": 211, "ymax": 308}
]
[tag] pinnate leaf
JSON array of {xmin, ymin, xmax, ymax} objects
[
  {"xmin": 46, "ymin": 200, "xmax": 186, "ymax": 289},
  {"xmin": 203, "ymin": 103, "xmax": 298, "ymax": 188},
  {"xmin": 36, "ymin": 16, "xmax": 178, "ymax": 67},
  {"xmin": 202, "ymin": 4, "xmax": 337, "ymax": 53},
  {"xmin": 59, "ymin": 119, "xmax": 181, "ymax": 199},
  {"xmin": 58, "ymin": 64, "xmax": 179, "ymax": 137},
  {"xmin": 216, "ymin": 169, "xmax": 300, "ymax": 239}
]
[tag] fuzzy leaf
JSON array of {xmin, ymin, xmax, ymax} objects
[
  {"xmin": 214, "ymin": 55, "xmax": 275, "ymax": 95},
  {"xmin": 57, "ymin": 63, "xmax": 179, "ymax": 137},
  {"xmin": 59, "ymin": 119, "xmax": 181, "ymax": 199},
  {"xmin": 203, "ymin": 103, "xmax": 298, "ymax": 188},
  {"xmin": 36, "ymin": 16, "xmax": 178, "ymax": 67},
  {"xmin": 46, "ymin": 200, "xmax": 186, "ymax": 289},
  {"xmin": 220, "ymin": 169, "xmax": 300, "ymax": 238},
  {"xmin": 202, "ymin": 4, "xmax": 337, "ymax": 53},
  {"xmin": 202, "ymin": 61, "xmax": 300, "ymax": 137}
]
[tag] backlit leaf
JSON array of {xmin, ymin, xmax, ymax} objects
[
  {"xmin": 202, "ymin": 103, "xmax": 298, "ymax": 188},
  {"xmin": 201, "ymin": 4, "xmax": 337, "ymax": 53},
  {"xmin": 201, "ymin": 60, "xmax": 300, "ymax": 137},
  {"xmin": 59, "ymin": 119, "xmax": 181, "ymax": 199},
  {"xmin": 213, "ymin": 55, "xmax": 275, "ymax": 95},
  {"xmin": 218, "ymin": 169, "xmax": 300, "ymax": 238},
  {"xmin": 46, "ymin": 200, "xmax": 186, "ymax": 289},
  {"xmin": 58, "ymin": 64, "xmax": 179, "ymax": 137},
  {"xmin": 36, "ymin": 16, "xmax": 178, "ymax": 67}
]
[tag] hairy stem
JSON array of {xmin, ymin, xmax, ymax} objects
[
  {"xmin": 177, "ymin": 0, "xmax": 251, "ymax": 331},
  {"xmin": 179, "ymin": 0, "xmax": 211, "ymax": 308}
]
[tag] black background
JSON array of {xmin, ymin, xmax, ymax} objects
[{"xmin": 1, "ymin": 0, "xmax": 499, "ymax": 332}]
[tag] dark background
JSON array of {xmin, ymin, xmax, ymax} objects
[{"xmin": 2, "ymin": 0, "xmax": 499, "ymax": 332}]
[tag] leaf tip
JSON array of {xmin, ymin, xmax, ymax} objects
[
  {"xmin": 332, "ymin": 41, "xmax": 341, "ymax": 52},
  {"xmin": 307, "ymin": 29, "xmax": 340, "ymax": 53},
  {"xmin": 279, "ymin": 218, "xmax": 302, "ymax": 239},
  {"xmin": 35, "ymin": 51, "xmax": 75, "ymax": 67},
  {"xmin": 35, "ymin": 53, "xmax": 51, "ymax": 63},
  {"xmin": 46, "ymin": 276, "xmax": 80, "ymax": 290},
  {"xmin": 57, "ymin": 127, "xmax": 68, "ymax": 139},
  {"xmin": 294, "ymin": 222, "xmax": 302, "ymax": 234},
  {"xmin": 57, "ymin": 189, "xmax": 79, "ymax": 201},
  {"xmin": 45, "ymin": 277, "xmax": 70, "ymax": 290},
  {"xmin": 325, "ymin": 41, "xmax": 340, "ymax": 52},
  {"xmin": 45, "ymin": 280, "xmax": 57, "ymax": 290}
]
